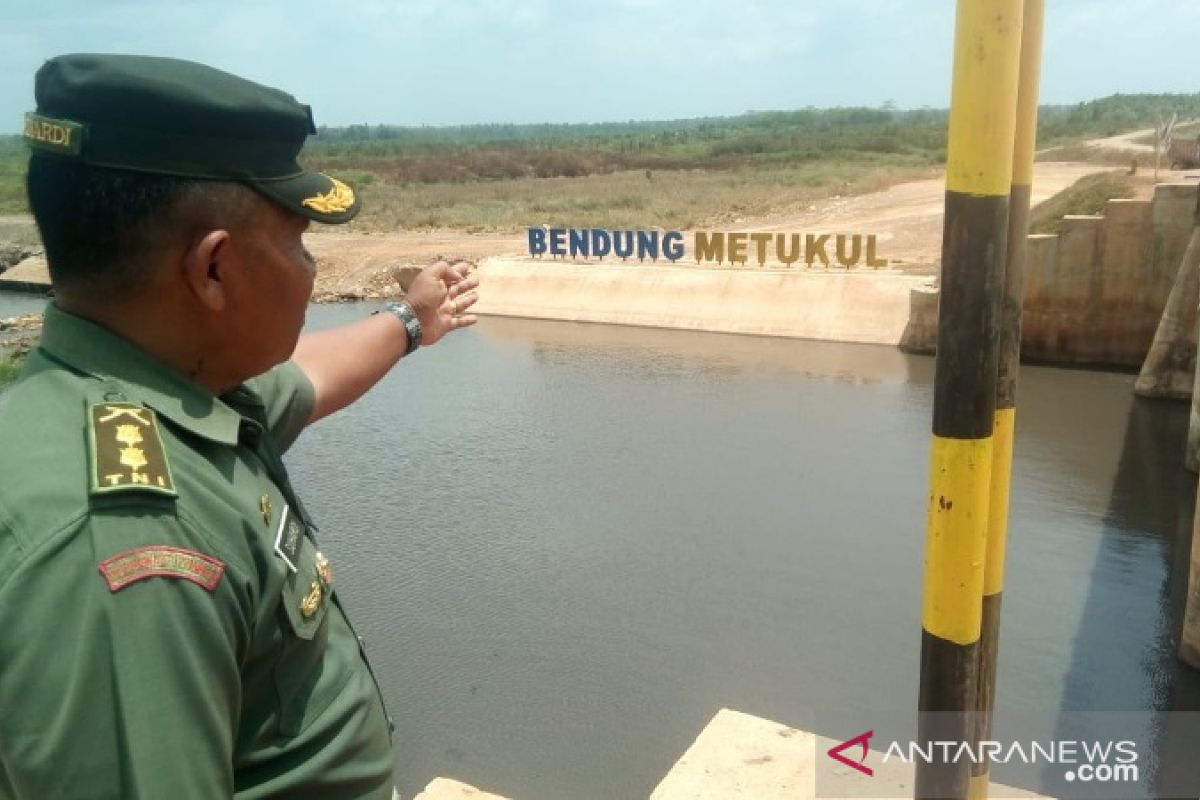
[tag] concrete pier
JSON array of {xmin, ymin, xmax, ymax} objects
[
  {"xmin": 1134, "ymin": 224, "xmax": 1200, "ymax": 400},
  {"xmin": 1190, "ymin": 329, "xmax": 1200, "ymax": 471},
  {"xmin": 1151, "ymin": 184, "xmax": 1198, "ymax": 301},
  {"xmin": 1182, "ymin": 478, "xmax": 1200, "ymax": 669}
]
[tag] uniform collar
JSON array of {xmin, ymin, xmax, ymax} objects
[{"xmin": 39, "ymin": 303, "xmax": 245, "ymax": 446}]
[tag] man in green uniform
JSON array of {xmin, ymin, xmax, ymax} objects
[{"xmin": 0, "ymin": 54, "xmax": 479, "ymax": 799}]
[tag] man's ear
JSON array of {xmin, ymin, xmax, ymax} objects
[{"xmin": 182, "ymin": 230, "xmax": 232, "ymax": 312}]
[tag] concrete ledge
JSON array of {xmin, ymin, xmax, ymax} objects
[
  {"xmin": 473, "ymin": 257, "xmax": 925, "ymax": 346},
  {"xmin": 650, "ymin": 708, "xmax": 1053, "ymax": 800},
  {"xmin": 0, "ymin": 256, "xmax": 50, "ymax": 294},
  {"xmin": 410, "ymin": 709, "xmax": 1058, "ymax": 800},
  {"xmin": 650, "ymin": 708, "xmax": 810, "ymax": 799},
  {"xmin": 413, "ymin": 777, "xmax": 512, "ymax": 800}
]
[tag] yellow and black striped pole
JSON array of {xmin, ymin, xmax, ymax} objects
[
  {"xmin": 917, "ymin": 2, "xmax": 1024, "ymax": 798},
  {"xmin": 969, "ymin": 3, "xmax": 1044, "ymax": 799}
]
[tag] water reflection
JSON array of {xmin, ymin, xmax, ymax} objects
[
  {"xmin": 484, "ymin": 315, "xmax": 932, "ymax": 387},
  {"xmin": 1052, "ymin": 398, "xmax": 1198, "ymax": 799}
]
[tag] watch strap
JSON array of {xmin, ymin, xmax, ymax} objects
[{"xmin": 377, "ymin": 301, "xmax": 422, "ymax": 355}]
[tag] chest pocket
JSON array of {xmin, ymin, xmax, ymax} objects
[{"xmin": 275, "ymin": 520, "xmax": 336, "ymax": 735}]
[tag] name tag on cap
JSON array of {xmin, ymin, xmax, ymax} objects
[{"xmin": 24, "ymin": 113, "xmax": 83, "ymax": 157}]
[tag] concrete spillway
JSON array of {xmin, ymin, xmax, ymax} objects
[{"xmin": 472, "ymin": 258, "xmax": 929, "ymax": 346}]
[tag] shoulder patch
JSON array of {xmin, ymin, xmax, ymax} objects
[
  {"xmin": 99, "ymin": 546, "xmax": 225, "ymax": 592},
  {"xmin": 87, "ymin": 402, "xmax": 176, "ymax": 497}
]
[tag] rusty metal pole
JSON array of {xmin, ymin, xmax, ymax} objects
[
  {"xmin": 968, "ymin": 2, "xmax": 1045, "ymax": 798},
  {"xmin": 916, "ymin": 2, "xmax": 1024, "ymax": 798}
]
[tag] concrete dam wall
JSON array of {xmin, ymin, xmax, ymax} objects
[
  {"xmin": 474, "ymin": 182, "xmax": 1197, "ymax": 367},
  {"xmin": 901, "ymin": 182, "xmax": 1199, "ymax": 367},
  {"xmin": 471, "ymin": 258, "xmax": 929, "ymax": 346}
]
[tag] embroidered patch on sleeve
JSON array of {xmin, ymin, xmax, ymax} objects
[
  {"xmin": 87, "ymin": 403, "xmax": 176, "ymax": 497},
  {"xmin": 99, "ymin": 546, "xmax": 225, "ymax": 593}
]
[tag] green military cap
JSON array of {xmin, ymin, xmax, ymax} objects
[{"xmin": 24, "ymin": 53, "xmax": 359, "ymax": 223}]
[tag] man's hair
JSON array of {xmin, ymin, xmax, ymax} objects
[{"xmin": 26, "ymin": 157, "xmax": 257, "ymax": 296}]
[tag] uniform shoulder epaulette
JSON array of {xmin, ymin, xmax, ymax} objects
[{"xmin": 87, "ymin": 401, "xmax": 176, "ymax": 497}]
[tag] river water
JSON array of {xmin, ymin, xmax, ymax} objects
[
  {"xmin": 5, "ymin": 294, "xmax": 1199, "ymax": 799},
  {"xmin": 292, "ymin": 304, "xmax": 1200, "ymax": 800}
]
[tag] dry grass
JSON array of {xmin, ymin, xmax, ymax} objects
[
  {"xmin": 343, "ymin": 161, "xmax": 937, "ymax": 233},
  {"xmin": 1029, "ymin": 170, "xmax": 1136, "ymax": 235},
  {"xmin": 1035, "ymin": 144, "xmax": 1145, "ymax": 167}
]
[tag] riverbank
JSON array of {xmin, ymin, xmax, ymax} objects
[{"xmin": 0, "ymin": 312, "xmax": 39, "ymax": 388}]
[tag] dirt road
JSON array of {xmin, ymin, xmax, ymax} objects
[
  {"xmin": 730, "ymin": 161, "xmax": 1113, "ymax": 272},
  {"xmin": 1084, "ymin": 127, "xmax": 1158, "ymax": 154}
]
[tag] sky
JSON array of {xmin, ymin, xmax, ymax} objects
[{"xmin": 0, "ymin": 0, "xmax": 1197, "ymax": 132}]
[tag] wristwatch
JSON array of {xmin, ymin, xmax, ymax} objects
[{"xmin": 377, "ymin": 301, "xmax": 422, "ymax": 356}]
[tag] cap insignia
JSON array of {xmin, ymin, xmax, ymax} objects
[{"xmin": 301, "ymin": 175, "xmax": 355, "ymax": 214}]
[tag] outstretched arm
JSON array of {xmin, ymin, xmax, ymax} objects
[{"xmin": 292, "ymin": 260, "xmax": 479, "ymax": 424}]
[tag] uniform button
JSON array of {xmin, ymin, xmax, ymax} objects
[
  {"xmin": 387, "ymin": 716, "xmax": 395, "ymax": 733},
  {"xmin": 357, "ymin": 635, "xmax": 367, "ymax": 650},
  {"xmin": 239, "ymin": 420, "xmax": 261, "ymax": 446}
]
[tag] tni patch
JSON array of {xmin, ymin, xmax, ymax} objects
[
  {"xmin": 99, "ymin": 546, "xmax": 225, "ymax": 593},
  {"xmin": 87, "ymin": 403, "xmax": 176, "ymax": 496}
]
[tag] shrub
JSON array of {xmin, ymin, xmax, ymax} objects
[
  {"xmin": 0, "ymin": 356, "xmax": 22, "ymax": 389},
  {"xmin": 1029, "ymin": 171, "xmax": 1135, "ymax": 235}
]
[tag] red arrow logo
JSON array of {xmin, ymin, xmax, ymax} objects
[{"xmin": 827, "ymin": 730, "xmax": 874, "ymax": 776}]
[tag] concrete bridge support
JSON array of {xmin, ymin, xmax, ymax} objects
[
  {"xmin": 1175, "ymin": 187, "xmax": 1200, "ymax": 669},
  {"xmin": 1134, "ymin": 189, "xmax": 1200, "ymax": 401},
  {"xmin": 1182, "ymin": 489, "xmax": 1200, "ymax": 670}
]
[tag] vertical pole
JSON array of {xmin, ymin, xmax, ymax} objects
[
  {"xmin": 916, "ymin": 2, "xmax": 1024, "ymax": 798},
  {"xmin": 969, "ymin": 2, "xmax": 1045, "ymax": 799}
]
